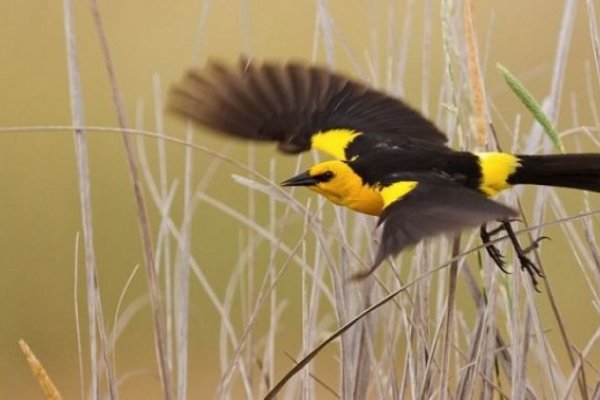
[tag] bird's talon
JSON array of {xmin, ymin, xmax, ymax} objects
[
  {"xmin": 518, "ymin": 255, "xmax": 544, "ymax": 277},
  {"xmin": 482, "ymin": 241, "xmax": 511, "ymax": 273},
  {"xmin": 521, "ymin": 236, "xmax": 550, "ymax": 253},
  {"xmin": 490, "ymin": 247, "xmax": 511, "ymax": 273}
]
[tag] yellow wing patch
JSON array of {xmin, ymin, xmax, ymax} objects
[
  {"xmin": 475, "ymin": 152, "xmax": 520, "ymax": 196},
  {"xmin": 379, "ymin": 181, "xmax": 418, "ymax": 208},
  {"xmin": 310, "ymin": 129, "xmax": 361, "ymax": 160}
]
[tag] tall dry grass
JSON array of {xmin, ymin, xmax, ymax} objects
[{"xmin": 9, "ymin": 0, "xmax": 600, "ymax": 399}]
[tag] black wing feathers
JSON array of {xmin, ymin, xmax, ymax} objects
[
  {"xmin": 354, "ymin": 179, "xmax": 517, "ymax": 279},
  {"xmin": 168, "ymin": 59, "xmax": 447, "ymax": 155}
]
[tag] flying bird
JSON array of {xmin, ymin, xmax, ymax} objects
[{"xmin": 168, "ymin": 58, "xmax": 600, "ymax": 286}]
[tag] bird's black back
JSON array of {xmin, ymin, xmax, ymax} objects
[{"xmin": 347, "ymin": 147, "xmax": 482, "ymax": 191}]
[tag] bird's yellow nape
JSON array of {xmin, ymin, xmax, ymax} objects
[{"xmin": 304, "ymin": 160, "xmax": 384, "ymax": 216}]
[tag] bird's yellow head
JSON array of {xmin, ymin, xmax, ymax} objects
[{"xmin": 281, "ymin": 160, "xmax": 384, "ymax": 216}]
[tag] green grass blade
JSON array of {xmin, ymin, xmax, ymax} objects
[{"xmin": 497, "ymin": 63, "xmax": 565, "ymax": 152}]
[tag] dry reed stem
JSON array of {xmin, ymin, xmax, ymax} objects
[
  {"xmin": 19, "ymin": 339, "xmax": 63, "ymax": 400},
  {"xmin": 440, "ymin": 236, "xmax": 461, "ymax": 400},
  {"xmin": 586, "ymin": 0, "xmax": 600, "ymax": 91},
  {"xmin": 530, "ymin": 3, "xmax": 587, "ymax": 397},
  {"xmin": 462, "ymin": 0, "xmax": 488, "ymax": 148},
  {"xmin": 421, "ymin": 0, "xmax": 433, "ymax": 115},
  {"xmin": 265, "ymin": 259, "xmax": 457, "ymax": 399},
  {"xmin": 86, "ymin": 2, "xmax": 172, "ymax": 397},
  {"xmin": 61, "ymin": 0, "xmax": 115, "ymax": 397},
  {"xmin": 72, "ymin": 234, "xmax": 85, "ymax": 400}
]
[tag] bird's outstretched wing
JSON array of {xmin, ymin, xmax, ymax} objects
[
  {"xmin": 168, "ymin": 58, "xmax": 447, "ymax": 159},
  {"xmin": 353, "ymin": 176, "xmax": 517, "ymax": 279}
]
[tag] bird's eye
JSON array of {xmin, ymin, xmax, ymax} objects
[{"xmin": 317, "ymin": 171, "xmax": 335, "ymax": 182}]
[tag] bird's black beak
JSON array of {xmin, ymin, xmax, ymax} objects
[{"xmin": 281, "ymin": 171, "xmax": 319, "ymax": 187}]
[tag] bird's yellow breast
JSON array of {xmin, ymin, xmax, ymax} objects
[{"xmin": 315, "ymin": 186, "xmax": 383, "ymax": 216}]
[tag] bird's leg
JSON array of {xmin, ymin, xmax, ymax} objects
[
  {"xmin": 481, "ymin": 220, "xmax": 549, "ymax": 289},
  {"xmin": 500, "ymin": 220, "xmax": 549, "ymax": 290},
  {"xmin": 480, "ymin": 222, "xmax": 511, "ymax": 273}
]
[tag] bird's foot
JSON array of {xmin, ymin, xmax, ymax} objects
[
  {"xmin": 481, "ymin": 220, "xmax": 549, "ymax": 291},
  {"xmin": 480, "ymin": 224, "xmax": 509, "ymax": 273}
]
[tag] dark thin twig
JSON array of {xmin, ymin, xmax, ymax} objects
[{"xmin": 283, "ymin": 352, "xmax": 340, "ymax": 399}]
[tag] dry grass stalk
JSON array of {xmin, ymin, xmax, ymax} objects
[
  {"xmin": 61, "ymin": 0, "xmax": 114, "ymax": 397},
  {"xmin": 6, "ymin": 1, "xmax": 600, "ymax": 398},
  {"xmin": 86, "ymin": 1, "xmax": 171, "ymax": 398},
  {"xmin": 462, "ymin": 0, "xmax": 489, "ymax": 148},
  {"xmin": 19, "ymin": 339, "xmax": 63, "ymax": 400}
]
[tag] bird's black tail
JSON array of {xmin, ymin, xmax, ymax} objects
[{"xmin": 509, "ymin": 154, "xmax": 600, "ymax": 193}]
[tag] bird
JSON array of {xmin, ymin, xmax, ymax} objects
[{"xmin": 168, "ymin": 58, "xmax": 600, "ymax": 286}]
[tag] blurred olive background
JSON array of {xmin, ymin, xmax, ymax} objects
[{"xmin": 1, "ymin": 0, "xmax": 599, "ymax": 398}]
